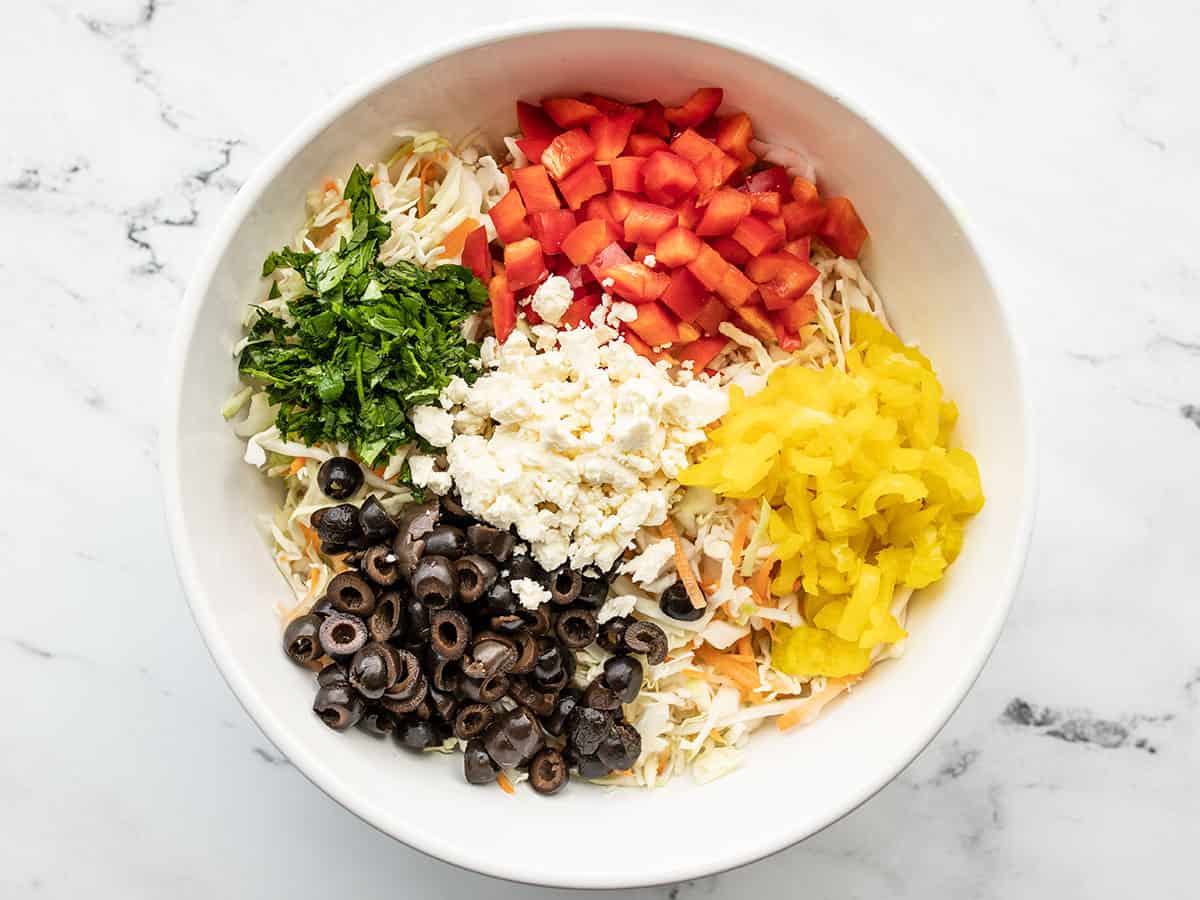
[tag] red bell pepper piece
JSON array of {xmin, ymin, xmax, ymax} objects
[
  {"xmin": 588, "ymin": 241, "xmax": 633, "ymax": 280},
  {"xmin": 783, "ymin": 237, "xmax": 811, "ymax": 261},
  {"xmin": 529, "ymin": 209, "xmax": 578, "ymax": 255},
  {"xmin": 819, "ymin": 197, "xmax": 869, "ymax": 258},
  {"xmin": 504, "ymin": 237, "xmax": 548, "ymax": 291},
  {"xmin": 735, "ymin": 303, "xmax": 777, "ymax": 343},
  {"xmin": 561, "ymin": 219, "xmax": 620, "ymax": 266},
  {"xmin": 488, "ymin": 271, "xmax": 516, "ymax": 342},
  {"xmin": 654, "ymin": 227, "xmax": 702, "ymax": 268},
  {"xmin": 781, "ymin": 200, "xmax": 827, "ymax": 239},
  {"xmin": 622, "ymin": 329, "xmax": 672, "ymax": 363},
  {"xmin": 556, "ymin": 162, "xmax": 607, "ymax": 210},
  {"xmin": 623, "ymin": 201, "xmax": 678, "ymax": 244},
  {"xmin": 553, "ymin": 255, "xmax": 589, "ymax": 288},
  {"xmin": 541, "ymin": 97, "xmax": 602, "ymax": 129},
  {"xmin": 610, "ymin": 156, "xmax": 645, "ymax": 193},
  {"xmin": 790, "ymin": 176, "xmax": 820, "ymax": 205},
  {"xmin": 583, "ymin": 195, "xmax": 618, "ymax": 225},
  {"xmin": 626, "ymin": 301, "xmax": 679, "ymax": 346},
  {"xmin": 746, "ymin": 191, "xmax": 782, "ymax": 216},
  {"xmin": 744, "ymin": 167, "xmax": 790, "ymax": 194},
  {"xmin": 634, "ymin": 99, "xmax": 670, "ymax": 138},
  {"xmin": 627, "ymin": 133, "xmax": 670, "ymax": 157},
  {"xmin": 488, "ymin": 188, "xmax": 532, "ymax": 243},
  {"xmin": 716, "ymin": 113, "xmax": 755, "ymax": 168},
  {"xmin": 709, "ymin": 235, "xmax": 751, "ymax": 266},
  {"xmin": 670, "ymin": 129, "xmax": 723, "ymax": 165},
  {"xmin": 542, "ymin": 129, "xmax": 596, "ymax": 181},
  {"xmin": 461, "ymin": 225, "xmax": 491, "ymax": 281},
  {"xmin": 512, "ymin": 165, "xmax": 561, "ymax": 213},
  {"xmin": 560, "ymin": 293, "xmax": 602, "ymax": 329},
  {"xmin": 746, "ymin": 252, "xmax": 820, "ymax": 309},
  {"xmin": 693, "ymin": 295, "xmax": 732, "ymax": 335},
  {"xmin": 582, "ymin": 93, "xmax": 635, "ymax": 117},
  {"xmin": 674, "ymin": 335, "xmax": 729, "ymax": 370},
  {"xmin": 732, "ymin": 215, "xmax": 784, "ymax": 256},
  {"xmin": 516, "ymin": 101, "xmax": 559, "ymax": 140},
  {"xmin": 694, "ymin": 153, "xmax": 740, "ymax": 199},
  {"xmin": 589, "ymin": 111, "xmax": 638, "ymax": 163},
  {"xmin": 607, "ymin": 190, "xmax": 638, "ymax": 222},
  {"xmin": 717, "ymin": 265, "xmax": 758, "ymax": 308},
  {"xmin": 677, "ymin": 321, "xmax": 702, "ymax": 343},
  {"xmin": 661, "ymin": 267, "xmax": 710, "ymax": 320},
  {"xmin": 665, "ymin": 87, "xmax": 724, "ymax": 128},
  {"xmin": 774, "ymin": 293, "xmax": 819, "ymax": 336},
  {"xmin": 516, "ymin": 137, "xmax": 552, "ymax": 165},
  {"xmin": 642, "ymin": 151, "xmax": 698, "ymax": 205},
  {"xmin": 604, "ymin": 261, "xmax": 670, "ymax": 303},
  {"xmin": 686, "ymin": 243, "xmax": 730, "ymax": 292},
  {"xmin": 696, "ymin": 188, "xmax": 752, "ymax": 236},
  {"xmin": 675, "ymin": 197, "xmax": 702, "ymax": 231}
]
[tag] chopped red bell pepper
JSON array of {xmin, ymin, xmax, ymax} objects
[
  {"xmin": 790, "ymin": 176, "xmax": 820, "ymax": 205},
  {"xmin": 589, "ymin": 241, "xmax": 633, "ymax": 279},
  {"xmin": 819, "ymin": 197, "xmax": 869, "ymax": 258},
  {"xmin": 623, "ymin": 201, "xmax": 678, "ymax": 244},
  {"xmin": 696, "ymin": 188, "xmax": 752, "ymax": 236},
  {"xmin": 665, "ymin": 87, "xmax": 724, "ymax": 128},
  {"xmin": 604, "ymin": 261, "xmax": 670, "ymax": 303},
  {"xmin": 504, "ymin": 237, "xmax": 548, "ymax": 291},
  {"xmin": 717, "ymin": 265, "xmax": 758, "ymax": 307},
  {"xmin": 556, "ymin": 162, "xmax": 607, "ymax": 210},
  {"xmin": 670, "ymin": 128, "xmax": 723, "ymax": 165},
  {"xmin": 542, "ymin": 97, "xmax": 602, "ymax": 129},
  {"xmin": 607, "ymin": 190, "xmax": 638, "ymax": 222},
  {"xmin": 661, "ymin": 267, "xmax": 710, "ymax": 320},
  {"xmin": 516, "ymin": 137, "xmax": 552, "ymax": 165},
  {"xmin": 489, "ymin": 188, "xmax": 532, "ymax": 243},
  {"xmin": 693, "ymin": 295, "xmax": 732, "ymax": 335},
  {"xmin": 516, "ymin": 101, "xmax": 559, "ymax": 140},
  {"xmin": 582, "ymin": 93, "xmax": 635, "ymax": 117},
  {"xmin": 512, "ymin": 165, "xmax": 561, "ymax": 213},
  {"xmin": 488, "ymin": 271, "xmax": 516, "ymax": 342},
  {"xmin": 561, "ymin": 219, "xmax": 620, "ymax": 266},
  {"xmin": 783, "ymin": 237, "xmax": 811, "ymax": 260},
  {"xmin": 610, "ymin": 156, "xmax": 645, "ymax": 193},
  {"xmin": 589, "ymin": 111, "xmax": 638, "ymax": 162},
  {"xmin": 642, "ymin": 151, "xmax": 697, "ymax": 205},
  {"xmin": 627, "ymin": 301, "xmax": 679, "ymax": 346},
  {"xmin": 746, "ymin": 191, "xmax": 782, "ymax": 216},
  {"xmin": 583, "ymin": 195, "xmax": 618, "ymax": 225},
  {"xmin": 677, "ymin": 321, "xmax": 702, "ymax": 344},
  {"xmin": 735, "ymin": 303, "xmax": 777, "ymax": 343},
  {"xmin": 774, "ymin": 294, "xmax": 819, "ymax": 337},
  {"xmin": 622, "ymin": 329, "xmax": 672, "ymax": 363},
  {"xmin": 709, "ymin": 235, "xmax": 751, "ymax": 266},
  {"xmin": 554, "ymin": 256, "xmax": 588, "ymax": 289},
  {"xmin": 530, "ymin": 209, "xmax": 578, "ymax": 255},
  {"xmin": 675, "ymin": 196, "xmax": 702, "ymax": 230},
  {"xmin": 744, "ymin": 167, "xmax": 790, "ymax": 194},
  {"xmin": 560, "ymin": 293, "xmax": 602, "ymax": 329},
  {"xmin": 716, "ymin": 113, "xmax": 755, "ymax": 168},
  {"xmin": 732, "ymin": 215, "xmax": 784, "ymax": 256},
  {"xmin": 634, "ymin": 99, "xmax": 671, "ymax": 138},
  {"xmin": 461, "ymin": 225, "xmax": 492, "ymax": 281},
  {"xmin": 781, "ymin": 200, "xmax": 827, "ymax": 239},
  {"xmin": 686, "ymin": 242, "xmax": 730, "ymax": 292},
  {"xmin": 542, "ymin": 129, "xmax": 596, "ymax": 181},
  {"xmin": 694, "ymin": 152, "xmax": 741, "ymax": 199},
  {"xmin": 627, "ymin": 133, "xmax": 670, "ymax": 157},
  {"xmin": 674, "ymin": 335, "xmax": 729, "ymax": 370},
  {"xmin": 633, "ymin": 243, "xmax": 654, "ymax": 263},
  {"xmin": 654, "ymin": 226, "xmax": 702, "ymax": 268},
  {"xmin": 746, "ymin": 252, "xmax": 819, "ymax": 309}
]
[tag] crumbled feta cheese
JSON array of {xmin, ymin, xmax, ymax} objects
[
  {"xmin": 601, "ymin": 277, "xmax": 615, "ymax": 288},
  {"xmin": 598, "ymin": 593, "xmax": 639, "ymax": 624},
  {"xmin": 530, "ymin": 275, "xmax": 572, "ymax": 326},
  {"xmin": 643, "ymin": 254, "xmax": 657, "ymax": 268},
  {"xmin": 620, "ymin": 538, "xmax": 677, "ymax": 585},
  {"xmin": 609, "ymin": 301, "xmax": 638, "ymax": 323},
  {"xmin": 410, "ymin": 405, "xmax": 454, "ymax": 447},
  {"xmin": 512, "ymin": 577, "xmax": 551, "ymax": 610},
  {"xmin": 407, "ymin": 454, "xmax": 452, "ymax": 495}
]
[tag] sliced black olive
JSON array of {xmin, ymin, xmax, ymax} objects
[
  {"xmin": 597, "ymin": 721, "xmax": 642, "ymax": 772},
  {"xmin": 532, "ymin": 639, "xmax": 565, "ymax": 687},
  {"xmin": 358, "ymin": 495, "xmax": 397, "ymax": 544},
  {"xmin": 282, "ymin": 614, "xmax": 323, "ymax": 665},
  {"xmin": 430, "ymin": 609, "xmax": 471, "ymax": 660},
  {"xmin": 426, "ymin": 686, "xmax": 458, "ymax": 722},
  {"xmin": 597, "ymin": 616, "xmax": 631, "ymax": 653},
  {"xmin": 460, "ymin": 672, "xmax": 509, "ymax": 704},
  {"xmin": 380, "ymin": 675, "xmax": 427, "ymax": 715},
  {"xmin": 489, "ymin": 614, "xmax": 525, "ymax": 636},
  {"xmin": 348, "ymin": 642, "xmax": 400, "ymax": 700},
  {"xmin": 318, "ymin": 613, "xmax": 368, "ymax": 658},
  {"xmin": 486, "ymin": 580, "xmax": 519, "ymax": 616},
  {"xmin": 368, "ymin": 590, "xmax": 405, "ymax": 643},
  {"xmin": 623, "ymin": 621, "xmax": 668, "ymax": 665},
  {"xmin": 326, "ymin": 571, "xmax": 376, "ymax": 617},
  {"xmin": 483, "ymin": 707, "xmax": 545, "ymax": 769},
  {"xmin": 508, "ymin": 676, "xmax": 556, "ymax": 717},
  {"xmin": 316, "ymin": 661, "xmax": 348, "ymax": 687},
  {"xmin": 392, "ymin": 501, "xmax": 439, "ymax": 575},
  {"xmin": 464, "ymin": 738, "xmax": 497, "ymax": 784},
  {"xmin": 379, "ymin": 649, "xmax": 421, "ymax": 706},
  {"xmin": 576, "ymin": 753, "xmax": 611, "ymax": 779},
  {"xmin": 454, "ymin": 555, "xmax": 498, "ymax": 603},
  {"xmin": 423, "ymin": 525, "xmax": 467, "ymax": 559},
  {"xmin": 362, "ymin": 545, "xmax": 402, "ymax": 587},
  {"xmin": 529, "ymin": 748, "xmax": 568, "ymax": 795},
  {"xmin": 509, "ymin": 631, "xmax": 538, "ymax": 675},
  {"xmin": 411, "ymin": 555, "xmax": 457, "ymax": 607},
  {"xmin": 522, "ymin": 603, "xmax": 553, "ymax": 636},
  {"xmin": 358, "ymin": 707, "xmax": 396, "ymax": 737},
  {"xmin": 317, "ymin": 456, "xmax": 363, "ymax": 499},
  {"xmin": 583, "ymin": 677, "xmax": 621, "ymax": 711},
  {"xmin": 549, "ymin": 566, "xmax": 582, "ymax": 606},
  {"xmin": 507, "ymin": 555, "xmax": 547, "ymax": 586},
  {"xmin": 462, "ymin": 633, "xmax": 518, "ymax": 679},
  {"xmin": 574, "ymin": 575, "xmax": 608, "ymax": 610},
  {"xmin": 430, "ymin": 656, "xmax": 462, "ymax": 694},
  {"xmin": 453, "ymin": 703, "xmax": 494, "ymax": 740},
  {"xmin": 396, "ymin": 718, "xmax": 440, "ymax": 751},
  {"xmin": 466, "ymin": 524, "xmax": 514, "ymax": 561},
  {"xmin": 312, "ymin": 503, "xmax": 363, "ymax": 546},
  {"xmin": 440, "ymin": 492, "xmax": 470, "ymax": 519},
  {"xmin": 342, "ymin": 550, "xmax": 366, "ymax": 568},
  {"xmin": 603, "ymin": 655, "xmax": 643, "ymax": 703},
  {"xmin": 555, "ymin": 608, "xmax": 598, "ymax": 649},
  {"xmin": 313, "ymin": 682, "xmax": 364, "ymax": 730},
  {"xmin": 659, "ymin": 582, "xmax": 704, "ymax": 621},
  {"xmin": 311, "ymin": 597, "xmax": 335, "ymax": 619},
  {"xmin": 567, "ymin": 706, "xmax": 613, "ymax": 756},
  {"xmin": 544, "ymin": 688, "xmax": 582, "ymax": 737},
  {"xmin": 404, "ymin": 595, "xmax": 432, "ymax": 644}
]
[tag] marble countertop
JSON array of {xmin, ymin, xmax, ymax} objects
[{"xmin": 3, "ymin": 1, "xmax": 1196, "ymax": 897}]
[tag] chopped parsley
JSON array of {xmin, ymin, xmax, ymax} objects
[{"xmin": 238, "ymin": 164, "xmax": 488, "ymax": 466}]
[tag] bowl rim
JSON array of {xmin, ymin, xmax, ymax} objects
[{"xmin": 161, "ymin": 15, "xmax": 1038, "ymax": 889}]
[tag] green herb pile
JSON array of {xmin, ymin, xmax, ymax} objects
[{"xmin": 238, "ymin": 165, "xmax": 488, "ymax": 466}]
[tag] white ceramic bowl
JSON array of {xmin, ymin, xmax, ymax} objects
[{"xmin": 163, "ymin": 22, "xmax": 1035, "ymax": 889}]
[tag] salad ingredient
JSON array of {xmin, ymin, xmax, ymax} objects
[
  {"xmin": 529, "ymin": 748, "xmax": 569, "ymax": 794},
  {"xmin": 282, "ymin": 614, "xmax": 324, "ymax": 665},
  {"xmin": 327, "ymin": 571, "xmax": 376, "ymax": 616},
  {"xmin": 659, "ymin": 582, "xmax": 704, "ymax": 622},
  {"xmin": 428, "ymin": 323, "xmax": 726, "ymax": 572},
  {"xmin": 680, "ymin": 312, "xmax": 984, "ymax": 675},
  {"xmin": 317, "ymin": 457, "xmax": 364, "ymax": 499}
]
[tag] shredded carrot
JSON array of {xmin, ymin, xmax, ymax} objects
[
  {"xmin": 730, "ymin": 500, "xmax": 756, "ymax": 571},
  {"xmin": 750, "ymin": 553, "xmax": 778, "ymax": 606},
  {"xmin": 736, "ymin": 634, "xmax": 754, "ymax": 659},
  {"xmin": 496, "ymin": 772, "xmax": 515, "ymax": 795},
  {"xmin": 417, "ymin": 160, "xmax": 434, "ymax": 217},
  {"xmin": 658, "ymin": 519, "xmax": 706, "ymax": 609},
  {"xmin": 657, "ymin": 751, "xmax": 670, "ymax": 775},
  {"xmin": 299, "ymin": 524, "xmax": 320, "ymax": 554},
  {"xmin": 322, "ymin": 178, "xmax": 338, "ymax": 193},
  {"xmin": 372, "ymin": 464, "xmax": 387, "ymax": 479},
  {"xmin": 776, "ymin": 677, "xmax": 858, "ymax": 732},
  {"xmin": 288, "ymin": 458, "xmax": 306, "ymax": 476},
  {"xmin": 694, "ymin": 645, "xmax": 760, "ymax": 696},
  {"xmin": 441, "ymin": 216, "xmax": 478, "ymax": 258}
]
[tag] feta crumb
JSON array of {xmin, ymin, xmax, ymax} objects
[
  {"xmin": 597, "ymin": 593, "xmax": 639, "ymax": 624},
  {"xmin": 643, "ymin": 254, "xmax": 657, "ymax": 268},
  {"xmin": 620, "ymin": 538, "xmax": 677, "ymax": 585},
  {"xmin": 512, "ymin": 577, "xmax": 552, "ymax": 611},
  {"xmin": 601, "ymin": 277, "xmax": 615, "ymax": 288},
  {"xmin": 610, "ymin": 301, "xmax": 638, "ymax": 323},
  {"xmin": 530, "ymin": 275, "xmax": 572, "ymax": 326},
  {"xmin": 410, "ymin": 405, "xmax": 454, "ymax": 447}
]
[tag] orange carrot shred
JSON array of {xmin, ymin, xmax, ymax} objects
[
  {"xmin": 751, "ymin": 553, "xmax": 778, "ymax": 606},
  {"xmin": 288, "ymin": 458, "xmax": 306, "ymax": 476},
  {"xmin": 417, "ymin": 160, "xmax": 433, "ymax": 217},
  {"xmin": 776, "ymin": 677, "xmax": 858, "ymax": 732},
  {"xmin": 729, "ymin": 500, "xmax": 755, "ymax": 571},
  {"xmin": 658, "ymin": 519, "xmax": 706, "ymax": 609},
  {"xmin": 441, "ymin": 216, "xmax": 479, "ymax": 258},
  {"xmin": 496, "ymin": 772, "xmax": 515, "ymax": 795}
]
